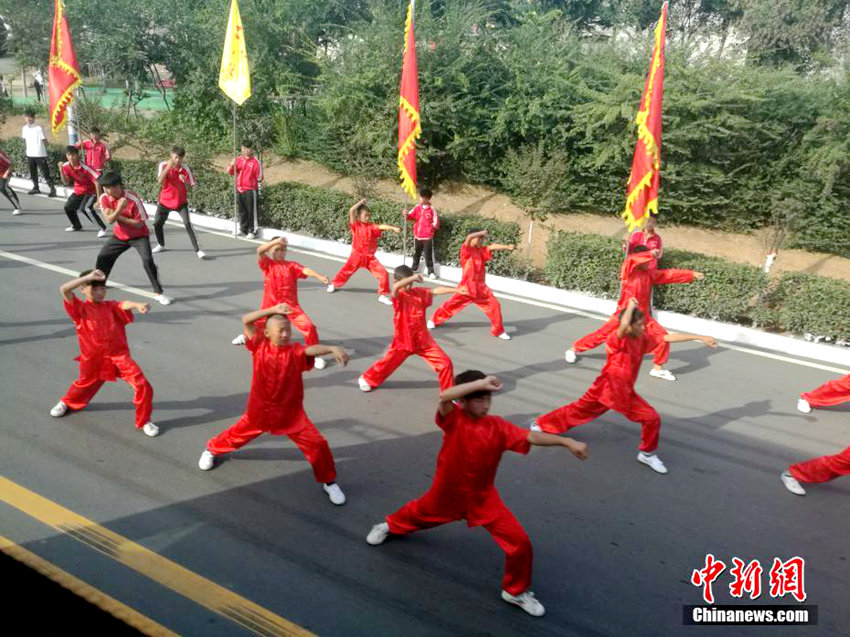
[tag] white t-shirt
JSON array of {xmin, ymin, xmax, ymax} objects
[{"xmin": 22, "ymin": 123, "xmax": 47, "ymax": 157}]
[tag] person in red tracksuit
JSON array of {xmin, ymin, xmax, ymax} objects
[
  {"xmin": 359, "ymin": 265, "xmax": 459, "ymax": 392},
  {"xmin": 152, "ymin": 146, "xmax": 204, "ymax": 258},
  {"xmin": 405, "ymin": 187, "xmax": 439, "ymax": 278},
  {"xmin": 796, "ymin": 373, "xmax": 850, "ymax": 414},
  {"xmin": 532, "ymin": 298, "xmax": 716, "ymax": 475},
  {"xmin": 566, "ymin": 246, "xmax": 705, "ymax": 381},
  {"xmin": 781, "ymin": 445, "xmax": 850, "ymax": 496},
  {"xmin": 231, "ymin": 236, "xmax": 332, "ymax": 369},
  {"xmin": 50, "ymin": 269, "xmax": 159, "ymax": 438},
  {"xmin": 625, "ymin": 215, "xmax": 663, "ymax": 265},
  {"xmin": 365, "ymin": 370, "xmax": 589, "ymax": 617},
  {"xmin": 327, "ymin": 198, "xmax": 400, "ymax": 306},
  {"xmin": 227, "ymin": 141, "xmax": 263, "ymax": 238},
  {"xmin": 76, "ymin": 127, "xmax": 111, "ymax": 171},
  {"xmin": 199, "ymin": 304, "xmax": 350, "ymax": 506},
  {"xmin": 428, "ymin": 229, "xmax": 516, "ymax": 340},
  {"xmin": 58, "ymin": 145, "xmax": 108, "ymax": 235}
]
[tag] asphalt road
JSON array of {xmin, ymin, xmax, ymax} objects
[{"xmin": 1, "ymin": 194, "xmax": 848, "ymax": 636}]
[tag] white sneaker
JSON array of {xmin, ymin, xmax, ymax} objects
[
  {"xmin": 246, "ymin": 232, "xmax": 256, "ymax": 240},
  {"xmin": 154, "ymin": 294, "xmax": 173, "ymax": 306},
  {"xmin": 65, "ymin": 226, "xmax": 79, "ymax": 232},
  {"xmin": 796, "ymin": 398, "xmax": 812, "ymax": 414},
  {"xmin": 366, "ymin": 522, "xmax": 390, "ymax": 546},
  {"xmin": 529, "ymin": 420, "xmax": 542, "ymax": 432},
  {"xmin": 314, "ymin": 356, "xmax": 327, "ymax": 370},
  {"xmin": 637, "ymin": 451, "xmax": 668, "ymax": 474},
  {"xmin": 231, "ymin": 333, "xmax": 247, "ymax": 346},
  {"xmin": 196, "ymin": 250, "xmax": 206, "ymax": 259},
  {"xmin": 142, "ymin": 422, "xmax": 160, "ymax": 437},
  {"xmin": 501, "ymin": 590, "xmax": 545, "ymax": 617},
  {"xmin": 378, "ymin": 295, "xmax": 392, "ymax": 306},
  {"xmin": 97, "ymin": 229, "xmax": 108, "ymax": 238},
  {"xmin": 358, "ymin": 376, "xmax": 373, "ymax": 392},
  {"xmin": 565, "ymin": 349, "xmax": 577, "ymax": 364},
  {"xmin": 426, "ymin": 320, "xmax": 436, "ymax": 330},
  {"xmin": 50, "ymin": 401, "xmax": 68, "ymax": 418},
  {"xmin": 323, "ymin": 483, "xmax": 346, "ymax": 505},
  {"xmin": 649, "ymin": 368, "xmax": 676, "ymax": 382},
  {"xmin": 781, "ymin": 471, "xmax": 806, "ymax": 496},
  {"xmin": 497, "ymin": 331, "xmax": 511, "ymax": 340},
  {"xmin": 198, "ymin": 450, "xmax": 215, "ymax": 471},
  {"xmin": 152, "ymin": 244, "xmax": 164, "ymax": 253},
  {"xmin": 427, "ymin": 272, "xmax": 437, "ymax": 280},
  {"xmin": 326, "ymin": 284, "xmax": 336, "ymax": 293},
  {"xmin": 13, "ymin": 209, "xmax": 22, "ymax": 215}
]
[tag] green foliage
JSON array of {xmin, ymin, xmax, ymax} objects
[
  {"xmin": 544, "ymin": 231, "xmax": 624, "ymax": 299},
  {"xmin": 771, "ymin": 273, "xmax": 850, "ymax": 342}
]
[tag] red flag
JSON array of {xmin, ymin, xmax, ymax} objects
[
  {"xmin": 622, "ymin": 2, "xmax": 668, "ymax": 231},
  {"xmin": 48, "ymin": 0, "xmax": 82, "ymax": 134},
  {"xmin": 397, "ymin": 0, "xmax": 420, "ymax": 200}
]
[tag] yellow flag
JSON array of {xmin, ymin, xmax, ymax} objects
[{"xmin": 218, "ymin": 0, "xmax": 251, "ymax": 105}]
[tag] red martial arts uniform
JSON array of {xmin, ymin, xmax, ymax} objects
[
  {"xmin": 801, "ymin": 374, "xmax": 850, "ymax": 409},
  {"xmin": 789, "ymin": 445, "xmax": 850, "ymax": 484},
  {"xmin": 258, "ymin": 256, "xmax": 318, "ymax": 346},
  {"xmin": 386, "ymin": 404, "xmax": 534, "ymax": 595},
  {"xmin": 431, "ymin": 244, "xmax": 504, "ymax": 336},
  {"xmin": 206, "ymin": 331, "xmax": 336, "ymax": 482},
  {"xmin": 362, "ymin": 287, "xmax": 453, "ymax": 390},
  {"xmin": 539, "ymin": 330, "xmax": 662, "ymax": 452},
  {"xmin": 331, "ymin": 221, "xmax": 390, "ymax": 295},
  {"xmin": 573, "ymin": 252, "xmax": 695, "ymax": 365},
  {"xmin": 60, "ymin": 294, "xmax": 153, "ymax": 428}
]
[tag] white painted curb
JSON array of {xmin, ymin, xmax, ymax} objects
[{"xmin": 12, "ymin": 177, "xmax": 850, "ymax": 369}]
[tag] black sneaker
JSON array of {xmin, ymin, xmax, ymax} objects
[
  {"xmin": 47, "ymin": 190, "xmax": 57, "ymax": 198},
  {"xmin": 27, "ymin": 188, "xmax": 40, "ymax": 195}
]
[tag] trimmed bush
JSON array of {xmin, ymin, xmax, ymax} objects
[
  {"xmin": 544, "ymin": 232, "xmax": 624, "ymax": 299},
  {"xmin": 772, "ymin": 273, "xmax": 850, "ymax": 342}
]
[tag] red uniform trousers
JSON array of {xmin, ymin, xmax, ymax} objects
[
  {"xmin": 331, "ymin": 252, "xmax": 390, "ymax": 296},
  {"xmin": 573, "ymin": 316, "xmax": 670, "ymax": 366},
  {"xmin": 801, "ymin": 374, "xmax": 850, "ymax": 408},
  {"xmin": 206, "ymin": 409, "xmax": 336, "ymax": 483},
  {"xmin": 61, "ymin": 356, "xmax": 153, "ymax": 429},
  {"xmin": 362, "ymin": 343, "xmax": 454, "ymax": 391},
  {"xmin": 789, "ymin": 446, "xmax": 850, "ymax": 484},
  {"xmin": 287, "ymin": 305, "xmax": 319, "ymax": 346},
  {"xmin": 431, "ymin": 290, "xmax": 505, "ymax": 336},
  {"xmin": 538, "ymin": 385, "xmax": 661, "ymax": 452},
  {"xmin": 386, "ymin": 490, "xmax": 533, "ymax": 596}
]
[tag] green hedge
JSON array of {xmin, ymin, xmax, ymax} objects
[{"xmin": 770, "ymin": 273, "xmax": 850, "ymax": 342}]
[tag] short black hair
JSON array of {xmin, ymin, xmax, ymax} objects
[
  {"xmin": 454, "ymin": 369, "xmax": 491, "ymax": 399},
  {"xmin": 241, "ymin": 140, "xmax": 253, "ymax": 149},
  {"xmin": 356, "ymin": 203, "xmax": 370, "ymax": 215},
  {"xmin": 171, "ymin": 145, "xmax": 186, "ymax": 157},
  {"xmin": 91, "ymin": 126, "xmax": 101, "ymax": 135},
  {"xmin": 394, "ymin": 264, "xmax": 414, "ymax": 280},
  {"xmin": 468, "ymin": 227, "xmax": 484, "ymax": 235},
  {"xmin": 618, "ymin": 306, "xmax": 645, "ymax": 324},
  {"xmin": 78, "ymin": 269, "xmax": 105, "ymax": 287},
  {"xmin": 630, "ymin": 245, "xmax": 650, "ymax": 254},
  {"xmin": 98, "ymin": 171, "xmax": 123, "ymax": 187},
  {"xmin": 419, "ymin": 187, "xmax": 433, "ymax": 198},
  {"xmin": 65, "ymin": 145, "xmax": 79, "ymax": 155},
  {"xmin": 24, "ymin": 108, "xmax": 36, "ymax": 117}
]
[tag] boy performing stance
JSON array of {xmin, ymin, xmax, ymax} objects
[
  {"xmin": 327, "ymin": 198, "xmax": 400, "ymax": 306},
  {"xmin": 50, "ymin": 270, "xmax": 159, "ymax": 437},
  {"xmin": 153, "ymin": 146, "xmax": 204, "ymax": 258},
  {"xmin": 0, "ymin": 147, "xmax": 22, "ymax": 215},
  {"xmin": 796, "ymin": 373, "xmax": 850, "ymax": 414},
  {"xmin": 532, "ymin": 298, "xmax": 716, "ymax": 474},
  {"xmin": 58, "ymin": 146, "xmax": 108, "ymax": 235},
  {"xmin": 566, "ymin": 247, "xmax": 704, "ymax": 381},
  {"xmin": 95, "ymin": 171, "xmax": 172, "ymax": 306},
  {"xmin": 781, "ymin": 445, "xmax": 850, "ymax": 496},
  {"xmin": 359, "ymin": 265, "xmax": 457, "ymax": 393},
  {"xmin": 199, "ymin": 305, "xmax": 349, "ymax": 506},
  {"xmin": 428, "ymin": 229, "xmax": 514, "ymax": 340},
  {"xmin": 77, "ymin": 127, "xmax": 111, "ymax": 171},
  {"xmin": 231, "ymin": 237, "xmax": 332, "ymax": 369},
  {"xmin": 405, "ymin": 187, "xmax": 439, "ymax": 279},
  {"xmin": 365, "ymin": 370, "xmax": 589, "ymax": 617},
  {"xmin": 227, "ymin": 141, "xmax": 263, "ymax": 238}
]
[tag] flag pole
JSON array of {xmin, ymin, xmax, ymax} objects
[{"xmin": 232, "ymin": 102, "xmax": 238, "ymax": 238}]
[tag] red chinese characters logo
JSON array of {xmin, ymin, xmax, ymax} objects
[
  {"xmin": 769, "ymin": 557, "xmax": 807, "ymax": 602},
  {"xmin": 729, "ymin": 558, "xmax": 763, "ymax": 599},
  {"xmin": 691, "ymin": 554, "xmax": 727, "ymax": 604},
  {"xmin": 691, "ymin": 555, "xmax": 806, "ymax": 603}
]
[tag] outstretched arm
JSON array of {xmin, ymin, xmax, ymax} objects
[
  {"xmin": 463, "ymin": 229, "xmax": 488, "ymax": 246},
  {"xmin": 302, "ymin": 267, "xmax": 330, "ymax": 285},
  {"xmin": 438, "ymin": 375, "xmax": 502, "ymax": 416},
  {"xmin": 433, "ymin": 285, "xmax": 464, "ymax": 296},
  {"xmin": 119, "ymin": 301, "xmax": 150, "ymax": 313},
  {"xmin": 241, "ymin": 303, "xmax": 290, "ymax": 340},
  {"xmin": 488, "ymin": 243, "xmax": 516, "ymax": 252},
  {"xmin": 651, "ymin": 269, "xmax": 703, "ymax": 285},
  {"xmin": 377, "ymin": 224, "xmax": 401, "ymax": 233},
  {"xmin": 663, "ymin": 332, "xmax": 717, "ymax": 348},
  {"xmin": 304, "ymin": 344, "xmax": 349, "ymax": 366},
  {"xmin": 60, "ymin": 269, "xmax": 105, "ymax": 302},
  {"xmin": 528, "ymin": 432, "xmax": 589, "ymax": 459},
  {"xmin": 348, "ymin": 198, "xmax": 366, "ymax": 224}
]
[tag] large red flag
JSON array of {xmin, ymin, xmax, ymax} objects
[
  {"xmin": 48, "ymin": 0, "xmax": 82, "ymax": 133},
  {"xmin": 622, "ymin": 2, "xmax": 668, "ymax": 231},
  {"xmin": 397, "ymin": 0, "xmax": 420, "ymax": 200}
]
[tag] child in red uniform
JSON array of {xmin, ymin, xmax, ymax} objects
[
  {"xmin": 50, "ymin": 269, "xmax": 159, "ymax": 437},
  {"xmin": 625, "ymin": 215, "xmax": 663, "ymax": 261},
  {"xmin": 358, "ymin": 265, "xmax": 458, "ymax": 392},
  {"xmin": 227, "ymin": 141, "xmax": 263, "ymax": 238},
  {"xmin": 76, "ymin": 127, "xmax": 111, "ymax": 171},
  {"xmin": 199, "ymin": 305, "xmax": 349, "ymax": 506},
  {"xmin": 95, "ymin": 171, "xmax": 172, "ymax": 306},
  {"xmin": 327, "ymin": 198, "xmax": 400, "ymax": 306},
  {"xmin": 231, "ymin": 237, "xmax": 332, "ymax": 369},
  {"xmin": 781, "ymin": 445, "xmax": 850, "ymax": 496},
  {"xmin": 405, "ymin": 187, "xmax": 439, "ymax": 279},
  {"xmin": 566, "ymin": 247, "xmax": 704, "ymax": 381},
  {"xmin": 365, "ymin": 370, "xmax": 589, "ymax": 617},
  {"xmin": 428, "ymin": 229, "xmax": 515, "ymax": 340},
  {"xmin": 796, "ymin": 373, "xmax": 850, "ymax": 413},
  {"xmin": 153, "ymin": 146, "xmax": 204, "ymax": 258},
  {"xmin": 0, "ymin": 147, "xmax": 22, "ymax": 215},
  {"xmin": 533, "ymin": 298, "xmax": 716, "ymax": 474},
  {"xmin": 58, "ymin": 146, "xmax": 108, "ymax": 235}
]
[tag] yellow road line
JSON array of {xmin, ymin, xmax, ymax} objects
[
  {"xmin": 0, "ymin": 476, "xmax": 314, "ymax": 637},
  {"xmin": 0, "ymin": 534, "xmax": 177, "ymax": 636}
]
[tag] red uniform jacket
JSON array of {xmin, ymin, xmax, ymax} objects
[{"xmin": 64, "ymin": 295, "xmax": 135, "ymax": 381}]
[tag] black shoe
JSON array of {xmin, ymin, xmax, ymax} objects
[
  {"xmin": 47, "ymin": 190, "xmax": 57, "ymax": 198},
  {"xmin": 27, "ymin": 188, "xmax": 40, "ymax": 195}
]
